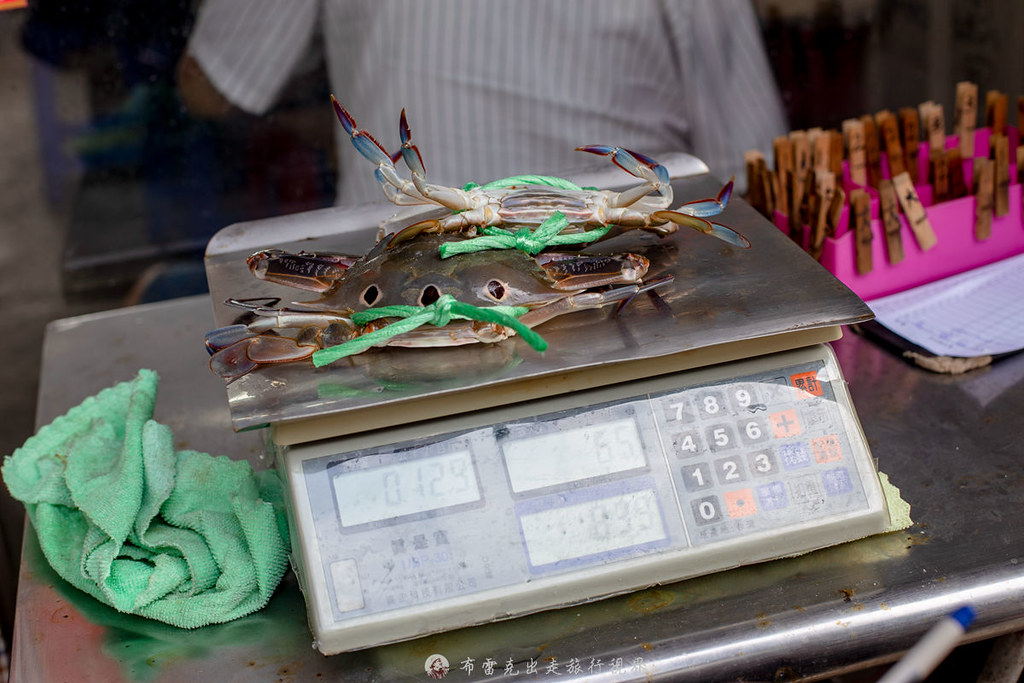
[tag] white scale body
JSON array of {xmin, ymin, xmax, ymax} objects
[{"xmin": 276, "ymin": 343, "xmax": 890, "ymax": 654}]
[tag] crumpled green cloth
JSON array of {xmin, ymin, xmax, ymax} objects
[{"xmin": 2, "ymin": 369, "xmax": 290, "ymax": 628}]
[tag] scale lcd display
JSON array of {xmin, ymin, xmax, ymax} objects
[
  {"xmin": 332, "ymin": 449, "xmax": 480, "ymax": 527},
  {"xmin": 502, "ymin": 416, "xmax": 646, "ymax": 492},
  {"xmin": 518, "ymin": 488, "xmax": 665, "ymax": 566}
]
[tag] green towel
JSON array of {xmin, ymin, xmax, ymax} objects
[{"xmin": 2, "ymin": 369, "xmax": 289, "ymax": 629}]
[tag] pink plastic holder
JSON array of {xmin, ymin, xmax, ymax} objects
[{"xmin": 774, "ymin": 127, "xmax": 1024, "ymax": 301}]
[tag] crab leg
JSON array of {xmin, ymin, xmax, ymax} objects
[
  {"xmin": 517, "ymin": 276, "xmax": 673, "ymax": 328},
  {"xmin": 576, "ymin": 145, "xmax": 673, "ymax": 209},
  {"xmin": 397, "ymin": 109, "xmax": 478, "ymax": 212},
  {"xmin": 331, "ymin": 96, "xmax": 430, "ymax": 205},
  {"xmin": 649, "ymin": 210, "xmax": 750, "ymax": 248},
  {"xmin": 673, "ymin": 177, "xmax": 734, "ymax": 218}
]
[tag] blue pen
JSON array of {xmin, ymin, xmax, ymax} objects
[{"xmin": 878, "ymin": 606, "xmax": 977, "ymax": 683}]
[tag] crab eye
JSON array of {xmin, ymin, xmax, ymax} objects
[
  {"xmin": 419, "ymin": 284, "xmax": 441, "ymax": 306},
  {"xmin": 486, "ymin": 279, "xmax": 507, "ymax": 301},
  {"xmin": 361, "ymin": 284, "xmax": 380, "ymax": 306}
]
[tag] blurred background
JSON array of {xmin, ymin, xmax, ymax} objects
[{"xmin": 0, "ymin": 0, "xmax": 1021, "ymax": 676}]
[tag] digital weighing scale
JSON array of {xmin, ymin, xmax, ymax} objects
[{"xmin": 204, "ymin": 156, "xmax": 884, "ymax": 655}]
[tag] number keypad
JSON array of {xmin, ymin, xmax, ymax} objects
[{"xmin": 653, "ymin": 361, "xmax": 870, "ymax": 546}]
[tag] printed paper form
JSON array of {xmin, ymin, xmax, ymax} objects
[{"xmin": 868, "ymin": 252, "xmax": 1024, "ymax": 358}]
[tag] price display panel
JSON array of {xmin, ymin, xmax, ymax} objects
[{"xmin": 279, "ymin": 344, "xmax": 890, "ymax": 655}]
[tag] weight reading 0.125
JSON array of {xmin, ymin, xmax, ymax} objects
[{"xmin": 332, "ymin": 450, "xmax": 479, "ymax": 527}]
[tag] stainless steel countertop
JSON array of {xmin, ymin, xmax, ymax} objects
[{"xmin": 10, "ymin": 293, "xmax": 1024, "ymax": 682}]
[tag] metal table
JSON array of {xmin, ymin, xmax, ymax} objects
[{"xmin": 10, "ymin": 290, "xmax": 1024, "ymax": 681}]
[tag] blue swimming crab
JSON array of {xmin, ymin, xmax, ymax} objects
[
  {"xmin": 332, "ymin": 97, "xmax": 747, "ymax": 248},
  {"xmin": 205, "ymin": 233, "xmax": 671, "ymax": 379}
]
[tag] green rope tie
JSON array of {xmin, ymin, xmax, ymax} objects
[
  {"xmin": 462, "ymin": 174, "xmax": 586, "ymax": 192},
  {"xmin": 311, "ymin": 294, "xmax": 547, "ymax": 366},
  {"xmin": 438, "ymin": 211, "xmax": 611, "ymax": 258}
]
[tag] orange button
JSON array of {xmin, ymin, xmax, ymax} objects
[
  {"xmin": 769, "ymin": 409, "xmax": 802, "ymax": 438},
  {"xmin": 812, "ymin": 435, "xmax": 843, "ymax": 463},
  {"xmin": 790, "ymin": 371, "xmax": 824, "ymax": 398},
  {"xmin": 724, "ymin": 488, "xmax": 757, "ymax": 518}
]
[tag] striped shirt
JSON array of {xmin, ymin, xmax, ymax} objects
[{"xmin": 188, "ymin": 0, "xmax": 787, "ymax": 203}]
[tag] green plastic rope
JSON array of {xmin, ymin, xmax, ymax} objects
[
  {"xmin": 462, "ymin": 174, "xmax": 585, "ymax": 192},
  {"xmin": 438, "ymin": 211, "xmax": 611, "ymax": 258},
  {"xmin": 311, "ymin": 294, "xmax": 547, "ymax": 366}
]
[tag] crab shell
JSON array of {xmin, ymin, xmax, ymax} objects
[
  {"xmin": 206, "ymin": 234, "xmax": 659, "ymax": 379},
  {"xmin": 289, "ymin": 234, "xmax": 648, "ymax": 314}
]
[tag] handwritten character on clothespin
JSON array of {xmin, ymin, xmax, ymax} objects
[
  {"xmin": 893, "ymin": 171, "xmax": 937, "ymax": 251},
  {"xmin": 918, "ymin": 101, "xmax": 946, "ymax": 157},
  {"xmin": 809, "ymin": 169, "xmax": 834, "ymax": 260},
  {"xmin": 878, "ymin": 179, "xmax": 905, "ymax": 265},
  {"xmin": 850, "ymin": 189, "xmax": 873, "ymax": 275}
]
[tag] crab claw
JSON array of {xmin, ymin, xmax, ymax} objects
[
  {"xmin": 330, "ymin": 95, "xmax": 394, "ymax": 168},
  {"xmin": 398, "ymin": 108, "xmax": 427, "ymax": 178},
  {"xmin": 248, "ymin": 249, "xmax": 356, "ymax": 293},
  {"xmin": 576, "ymin": 145, "xmax": 670, "ymax": 186},
  {"xmin": 651, "ymin": 211, "xmax": 750, "ymax": 248},
  {"xmin": 205, "ymin": 324, "xmax": 256, "ymax": 354},
  {"xmin": 209, "ymin": 335, "xmax": 318, "ymax": 380},
  {"xmin": 675, "ymin": 177, "xmax": 734, "ymax": 218}
]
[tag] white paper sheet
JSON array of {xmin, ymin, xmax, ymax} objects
[{"xmin": 868, "ymin": 252, "xmax": 1024, "ymax": 358}]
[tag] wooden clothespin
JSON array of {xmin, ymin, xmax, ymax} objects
[
  {"xmin": 878, "ymin": 179, "xmax": 905, "ymax": 265},
  {"xmin": 843, "ymin": 118, "xmax": 868, "ymax": 187},
  {"xmin": 892, "ymin": 171, "xmax": 937, "ymax": 251},
  {"xmin": 876, "ymin": 110, "xmax": 905, "ymax": 177},
  {"xmin": 812, "ymin": 129, "xmax": 832, "ymax": 173},
  {"xmin": 899, "ymin": 108, "xmax": 920, "ymax": 183},
  {"xmin": 955, "ymin": 82, "xmax": 978, "ymax": 158},
  {"xmin": 773, "ymin": 135, "xmax": 794, "ymax": 218},
  {"xmin": 973, "ymin": 157, "xmax": 994, "ymax": 240},
  {"xmin": 828, "ymin": 185, "xmax": 846, "ymax": 237},
  {"xmin": 918, "ymin": 101, "xmax": 946, "ymax": 156},
  {"xmin": 849, "ymin": 189, "xmax": 873, "ymax": 275},
  {"xmin": 790, "ymin": 131, "xmax": 812, "ymax": 236},
  {"xmin": 930, "ymin": 149, "xmax": 949, "ymax": 204},
  {"xmin": 829, "ymin": 130, "xmax": 844, "ymax": 179},
  {"xmin": 809, "ymin": 169, "xmax": 834, "ymax": 260},
  {"xmin": 946, "ymin": 149, "xmax": 968, "ymax": 199},
  {"xmin": 986, "ymin": 90, "xmax": 1008, "ymax": 136},
  {"xmin": 860, "ymin": 115, "xmax": 883, "ymax": 188},
  {"xmin": 745, "ymin": 149, "xmax": 776, "ymax": 219},
  {"xmin": 990, "ymin": 133, "xmax": 1010, "ymax": 217}
]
